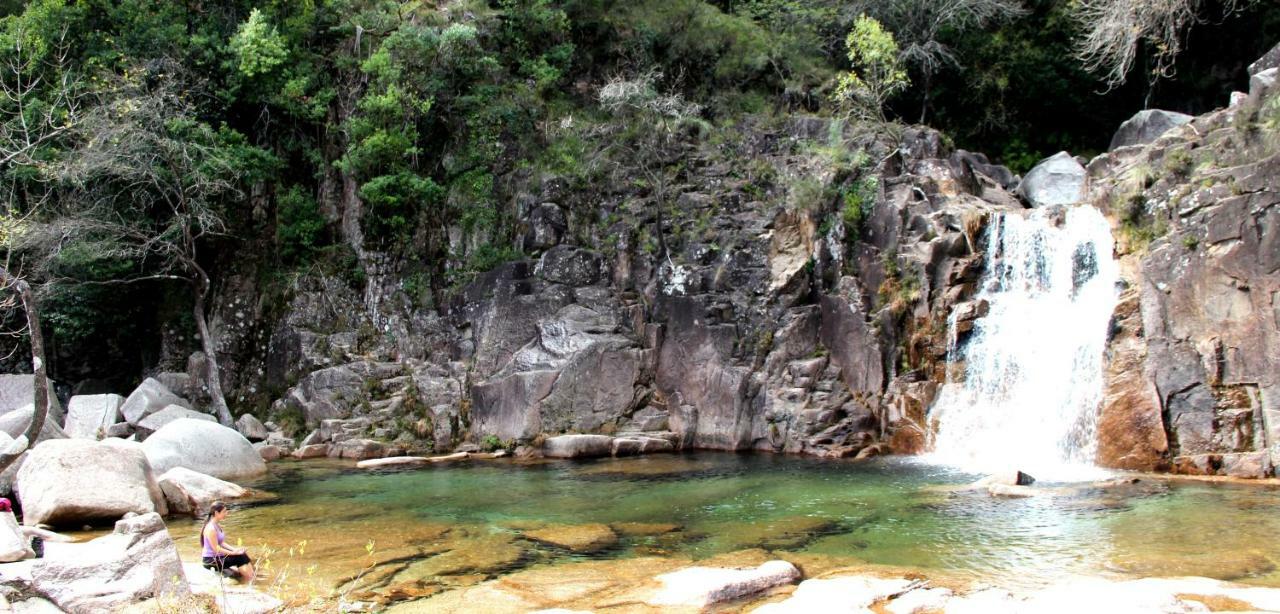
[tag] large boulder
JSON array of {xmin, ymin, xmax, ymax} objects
[
  {"xmin": 235, "ymin": 413, "xmax": 269, "ymax": 442},
  {"xmin": 1109, "ymin": 109, "xmax": 1192, "ymax": 150},
  {"xmin": 157, "ymin": 467, "xmax": 248, "ymax": 516},
  {"xmin": 1016, "ymin": 152, "xmax": 1086, "ymax": 207},
  {"xmin": 120, "ymin": 378, "xmax": 192, "ymax": 425},
  {"xmin": 0, "ymin": 374, "xmax": 62, "ymax": 423},
  {"xmin": 0, "ymin": 509, "xmax": 34, "ymax": 562},
  {"xmin": 31, "ymin": 512, "xmax": 190, "ymax": 614},
  {"xmin": 16, "ymin": 438, "xmax": 167, "ymax": 527},
  {"xmin": 0, "ymin": 404, "xmax": 68, "ymax": 444},
  {"xmin": 1250, "ymin": 41, "xmax": 1280, "ymax": 76},
  {"xmin": 134, "ymin": 405, "xmax": 215, "ymax": 439},
  {"xmin": 542, "ymin": 434, "xmax": 615, "ymax": 459},
  {"xmin": 63, "ymin": 394, "xmax": 125, "ymax": 440},
  {"xmin": 142, "ymin": 419, "xmax": 267, "ymax": 480}
]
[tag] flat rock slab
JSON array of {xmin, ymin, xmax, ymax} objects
[
  {"xmin": 543, "ymin": 434, "xmax": 614, "ymax": 459},
  {"xmin": 754, "ymin": 576, "xmax": 917, "ymax": 613},
  {"xmin": 647, "ymin": 560, "xmax": 800, "ymax": 608},
  {"xmin": 524, "ymin": 523, "xmax": 618, "ymax": 553},
  {"xmin": 184, "ymin": 562, "xmax": 283, "ymax": 614}
]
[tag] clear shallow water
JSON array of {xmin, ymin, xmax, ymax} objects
[{"xmin": 172, "ymin": 453, "xmax": 1280, "ymax": 603}]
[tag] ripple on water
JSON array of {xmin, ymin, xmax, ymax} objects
[{"xmin": 165, "ymin": 453, "xmax": 1280, "ymax": 606}]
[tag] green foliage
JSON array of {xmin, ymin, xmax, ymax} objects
[
  {"xmin": 481, "ymin": 434, "xmax": 504, "ymax": 452},
  {"xmin": 840, "ymin": 175, "xmax": 877, "ymax": 239},
  {"xmin": 231, "ymin": 9, "xmax": 288, "ymax": 79},
  {"xmin": 833, "ymin": 16, "xmax": 909, "ymax": 121},
  {"xmin": 466, "ymin": 243, "xmax": 521, "ymax": 273},
  {"xmin": 276, "ymin": 185, "xmax": 327, "ymax": 264},
  {"xmin": 358, "ymin": 172, "xmax": 444, "ymax": 244}
]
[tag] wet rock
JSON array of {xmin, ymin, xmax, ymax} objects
[
  {"xmin": 647, "ymin": 560, "xmax": 800, "ymax": 608},
  {"xmin": 16, "ymin": 438, "xmax": 167, "ymax": 527},
  {"xmin": 157, "ymin": 466, "xmax": 248, "ymax": 516},
  {"xmin": 524, "ymin": 524, "xmax": 618, "ymax": 553},
  {"xmin": 31, "ymin": 512, "xmax": 190, "ymax": 613},
  {"xmin": 399, "ymin": 532, "xmax": 522, "ymax": 577},
  {"xmin": 1109, "ymin": 110, "xmax": 1192, "ymax": 149},
  {"xmin": 1017, "ymin": 152, "xmax": 1085, "ymax": 207},
  {"xmin": 142, "ymin": 419, "xmax": 267, "ymax": 480},
  {"xmin": 235, "ymin": 414, "xmax": 269, "ymax": 442},
  {"xmin": 979, "ymin": 471, "xmax": 1036, "ymax": 486},
  {"xmin": 610, "ymin": 522, "xmax": 680, "ymax": 537},
  {"xmin": 708, "ymin": 516, "xmax": 838, "ymax": 552},
  {"xmin": 1221, "ymin": 452, "xmax": 1271, "ymax": 478},
  {"xmin": 1097, "ymin": 291, "xmax": 1168, "ymax": 471},
  {"xmin": 120, "ymin": 378, "xmax": 192, "ymax": 425},
  {"xmin": 543, "ymin": 434, "xmax": 614, "ymax": 459},
  {"xmin": 754, "ymin": 575, "xmax": 917, "ymax": 613},
  {"xmin": 62, "ymin": 394, "xmax": 124, "ymax": 440},
  {"xmin": 987, "ymin": 483, "xmax": 1039, "ymax": 498}
]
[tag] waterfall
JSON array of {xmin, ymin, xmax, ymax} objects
[{"xmin": 928, "ymin": 206, "xmax": 1119, "ymax": 481}]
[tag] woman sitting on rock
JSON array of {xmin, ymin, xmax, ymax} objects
[{"xmin": 201, "ymin": 501, "xmax": 255, "ymax": 582}]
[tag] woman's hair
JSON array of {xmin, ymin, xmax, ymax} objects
[{"xmin": 200, "ymin": 501, "xmax": 228, "ymax": 547}]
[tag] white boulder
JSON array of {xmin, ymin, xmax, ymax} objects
[
  {"xmin": 543, "ymin": 434, "xmax": 614, "ymax": 459},
  {"xmin": 120, "ymin": 378, "xmax": 192, "ymax": 425},
  {"xmin": 0, "ymin": 404, "xmax": 67, "ymax": 444},
  {"xmin": 1016, "ymin": 151, "xmax": 1086, "ymax": 208},
  {"xmin": 143, "ymin": 419, "xmax": 267, "ymax": 480},
  {"xmin": 63, "ymin": 394, "xmax": 125, "ymax": 440},
  {"xmin": 235, "ymin": 413, "xmax": 269, "ymax": 442},
  {"xmin": 15, "ymin": 438, "xmax": 168, "ymax": 527},
  {"xmin": 0, "ymin": 509, "xmax": 34, "ymax": 562},
  {"xmin": 157, "ymin": 467, "xmax": 247, "ymax": 516},
  {"xmin": 31, "ymin": 512, "xmax": 190, "ymax": 614},
  {"xmin": 135, "ymin": 405, "xmax": 215, "ymax": 439},
  {"xmin": 0, "ymin": 375, "xmax": 62, "ymax": 423},
  {"xmin": 183, "ymin": 562, "xmax": 283, "ymax": 613},
  {"xmin": 754, "ymin": 576, "xmax": 917, "ymax": 613},
  {"xmin": 647, "ymin": 560, "xmax": 800, "ymax": 608}
]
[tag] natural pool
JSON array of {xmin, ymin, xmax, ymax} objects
[{"xmin": 170, "ymin": 452, "xmax": 1280, "ymax": 607}]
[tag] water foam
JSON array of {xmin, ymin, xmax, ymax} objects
[{"xmin": 928, "ymin": 206, "xmax": 1119, "ymax": 482}]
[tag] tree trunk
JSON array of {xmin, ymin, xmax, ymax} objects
[
  {"xmin": 192, "ymin": 272, "xmax": 234, "ymax": 426},
  {"xmin": 0, "ymin": 266, "xmax": 49, "ymax": 473}
]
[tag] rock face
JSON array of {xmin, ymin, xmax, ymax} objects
[
  {"xmin": 63, "ymin": 394, "xmax": 125, "ymax": 440},
  {"xmin": 1109, "ymin": 109, "xmax": 1192, "ymax": 149},
  {"xmin": 157, "ymin": 467, "xmax": 248, "ymax": 516},
  {"xmin": 30, "ymin": 512, "xmax": 190, "ymax": 614},
  {"xmin": 1017, "ymin": 151, "xmax": 1086, "ymax": 207},
  {"xmin": 16, "ymin": 438, "xmax": 167, "ymax": 527},
  {"xmin": 142, "ymin": 419, "xmax": 267, "ymax": 480},
  {"xmin": 120, "ymin": 378, "xmax": 192, "ymax": 425},
  {"xmin": 1084, "ymin": 75, "xmax": 1280, "ymax": 476}
]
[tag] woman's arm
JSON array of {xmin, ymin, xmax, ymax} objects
[{"xmin": 203, "ymin": 524, "xmax": 244, "ymax": 556}]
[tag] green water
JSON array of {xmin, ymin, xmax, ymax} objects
[{"xmin": 175, "ymin": 453, "xmax": 1280, "ymax": 600}]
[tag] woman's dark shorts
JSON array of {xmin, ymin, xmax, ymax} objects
[{"xmin": 203, "ymin": 553, "xmax": 251, "ymax": 569}]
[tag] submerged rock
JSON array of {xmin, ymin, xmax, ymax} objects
[
  {"xmin": 647, "ymin": 560, "xmax": 800, "ymax": 608},
  {"xmin": 524, "ymin": 523, "xmax": 618, "ymax": 553}
]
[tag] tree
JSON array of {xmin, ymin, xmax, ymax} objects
[
  {"xmin": 832, "ymin": 15, "xmax": 910, "ymax": 122},
  {"xmin": 0, "ymin": 6, "xmax": 83, "ymax": 471},
  {"xmin": 859, "ymin": 0, "xmax": 1024, "ymax": 122},
  {"xmin": 599, "ymin": 70, "xmax": 703, "ymax": 265},
  {"xmin": 1072, "ymin": 0, "xmax": 1257, "ymax": 90},
  {"xmin": 51, "ymin": 68, "xmax": 274, "ymax": 426}
]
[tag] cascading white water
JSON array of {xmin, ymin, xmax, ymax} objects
[{"xmin": 928, "ymin": 205, "xmax": 1119, "ymax": 481}]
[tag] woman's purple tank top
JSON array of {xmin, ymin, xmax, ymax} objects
[{"xmin": 202, "ymin": 523, "xmax": 224, "ymax": 557}]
